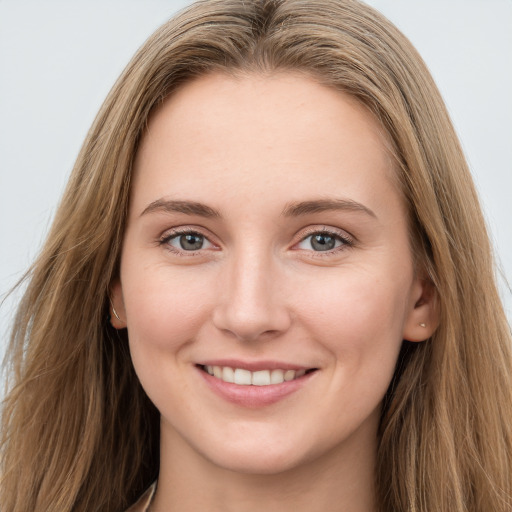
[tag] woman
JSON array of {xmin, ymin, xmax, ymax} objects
[{"xmin": 1, "ymin": 1, "xmax": 511, "ymax": 511}]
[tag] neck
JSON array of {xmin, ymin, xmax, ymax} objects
[{"xmin": 150, "ymin": 421, "xmax": 378, "ymax": 512}]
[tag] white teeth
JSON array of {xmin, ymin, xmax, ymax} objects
[
  {"xmin": 284, "ymin": 370, "xmax": 296, "ymax": 381},
  {"xmin": 234, "ymin": 368, "xmax": 252, "ymax": 385},
  {"xmin": 270, "ymin": 369, "xmax": 285, "ymax": 384},
  {"xmin": 252, "ymin": 370, "xmax": 270, "ymax": 386},
  {"xmin": 204, "ymin": 366, "xmax": 310, "ymax": 386},
  {"xmin": 222, "ymin": 366, "xmax": 234, "ymax": 383}
]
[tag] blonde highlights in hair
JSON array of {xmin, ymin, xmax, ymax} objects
[{"xmin": 2, "ymin": 1, "xmax": 511, "ymax": 510}]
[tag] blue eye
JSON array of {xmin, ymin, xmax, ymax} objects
[
  {"xmin": 297, "ymin": 232, "xmax": 348, "ymax": 252},
  {"xmin": 165, "ymin": 232, "xmax": 213, "ymax": 251}
]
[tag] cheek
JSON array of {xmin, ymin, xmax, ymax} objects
[
  {"xmin": 120, "ymin": 263, "xmax": 219, "ymax": 404},
  {"xmin": 293, "ymin": 269, "xmax": 410, "ymax": 368},
  {"xmin": 121, "ymin": 262, "xmax": 217, "ymax": 354}
]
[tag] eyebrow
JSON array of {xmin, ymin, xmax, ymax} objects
[
  {"xmin": 140, "ymin": 199, "xmax": 221, "ymax": 218},
  {"xmin": 282, "ymin": 198, "xmax": 377, "ymax": 219},
  {"xmin": 140, "ymin": 197, "xmax": 376, "ymax": 220}
]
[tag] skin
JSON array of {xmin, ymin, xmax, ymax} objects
[{"xmin": 112, "ymin": 72, "xmax": 437, "ymax": 511}]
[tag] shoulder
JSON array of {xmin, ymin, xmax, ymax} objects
[{"xmin": 125, "ymin": 482, "xmax": 156, "ymax": 512}]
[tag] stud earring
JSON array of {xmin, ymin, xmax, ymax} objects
[
  {"xmin": 109, "ymin": 297, "xmax": 121, "ymax": 321},
  {"xmin": 419, "ymin": 322, "xmax": 426, "ymax": 328}
]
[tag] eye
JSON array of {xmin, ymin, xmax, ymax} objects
[
  {"xmin": 296, "ymin": 231, "xmax": 351, "ymax": 252},
  {"xmin": 163, "ymin": 231, "xmax": 214, "ymax": 252}
]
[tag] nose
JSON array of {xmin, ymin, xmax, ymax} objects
[{"xmin": 212, "ymin": 251, "xmax": 292, "ymax": 342}]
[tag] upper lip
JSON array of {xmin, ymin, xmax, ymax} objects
[{"xmin": 196, "ymin": 359, "xmax": 315, "ymax": 372}]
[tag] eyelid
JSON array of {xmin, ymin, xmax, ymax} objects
[
  {"xmin": 295, "ymin": 225, "xmax": 355, "ymax": 243},
  {"xmin": 157, "ymin": 224, "xmax": 354, "ymax": 256},
  {"xmin": 167, "ymin": 232, "xmax": 214, "ymax": 250},
  {"xmin": 159, "ymin": 224, "xmax": 215, "ymax": 240},
  {"xmin": 292, "ymin": 225, "xmax": 355, "ymax": 253},
  {"xmin": 159, "ymin": 225, "xmax": 220, "ymax": 254}
]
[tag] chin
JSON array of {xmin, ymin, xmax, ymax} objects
[
  {"xmin": 206, "ymin": 445, "xmax": 307, "ymax": 476},
  {"xmin": 191, "ymin": 425, "xmax": 332, "ymax": 477}
]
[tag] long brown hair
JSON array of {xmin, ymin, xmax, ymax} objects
[{"xmin": 2, "ymin": 1, "xmax": 511, "ymax": 510}]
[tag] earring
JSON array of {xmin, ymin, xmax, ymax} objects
[
  {"xmin": 109, "ymin": 297, "xmax": 121, "ymax": 321},
  {"xmin": 419, "ymin": 322, "xmax": 426, "ymax": 328}
]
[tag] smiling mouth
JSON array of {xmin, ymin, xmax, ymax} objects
[{"xmin": 199, "ymin": 365, "xmax": 317, "ymax": 386}]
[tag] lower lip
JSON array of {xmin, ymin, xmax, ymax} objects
[{"xmin": 197, "ymin": 367, "xmax": 316, "ymax": 408}]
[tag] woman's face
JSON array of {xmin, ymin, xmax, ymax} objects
[{"xmin": 113, "ymin": 72, "xmax": 434, "ymax": 475}]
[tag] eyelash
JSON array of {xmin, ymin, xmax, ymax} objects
[
  {"xmin": 158, "ymin": 226, "xmax": 354, "ymax": 257},
  {"xmin": 159, "ymin": 228, "xmax": 215, "ymax": 257},
  {"xmin": 295, "ymin": 227, "xmax": 354, "ymax": 256}
]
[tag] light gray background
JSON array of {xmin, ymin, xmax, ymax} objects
[{"xmin": 1, "ymin": 0, "xmax": 511, "ymax": 362}]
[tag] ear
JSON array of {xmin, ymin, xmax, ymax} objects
[
  {"xmin": 402, "ymin": 277, "xmax": 439, "ymax": 342},
  {"xmin": 109, "ymin": 279, "xmax": 127, "ymax": 329}
]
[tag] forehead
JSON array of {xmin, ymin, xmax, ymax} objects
[
  {"xmin": 138, "ymin": 71, "xmax": 392, "ymax": 162},
  {"xmin": 131, "ymin": 71, "xmax": 400, "ymax": 219}
]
